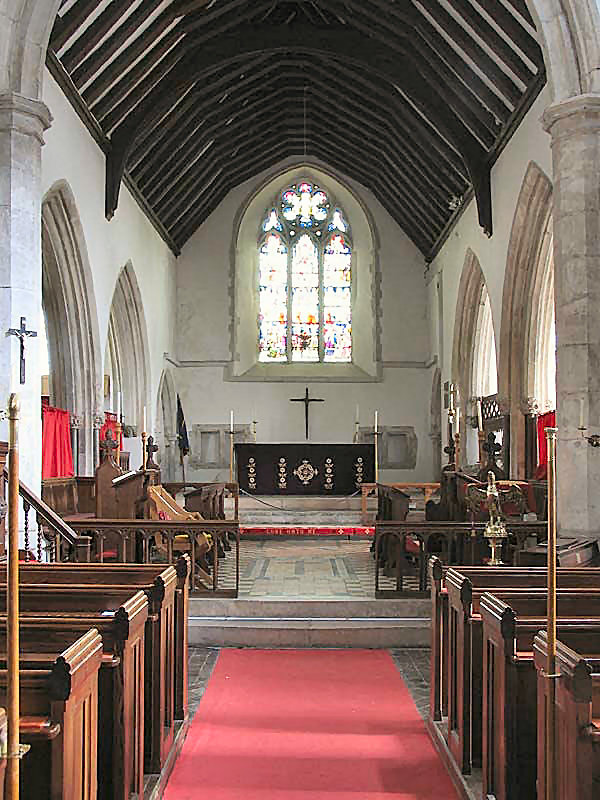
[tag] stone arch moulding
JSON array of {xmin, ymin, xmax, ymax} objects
[
  {"xmin": 155, "ymin": 367, "xmax": 178, "ymax": 480},
  {"xmin": 227, "ymin": 158, "xmax": 381, "ymax": 382},
  {"xmin": 42, "ymin": 179, "xmax": 102, "ymax": 474},
  {"xmin": 106, "ymin": 261, "xmax": 151, "ymax": 431},
  {"xmin": 451, "ymin": 249, "xmax": 498, "ymax": 463},
  {"xmin": 499, "ymin": 161, "xmax": 553, "ymax": 478}
]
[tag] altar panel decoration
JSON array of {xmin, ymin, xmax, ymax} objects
[
  {"xmin": 235, "ymin": 443, "xmax": 374, "ymax": 495},
  {"xmin": 42, "ymin": 402, "xmax": 74, "ymax": 479},
  {"xmin": 258, "ymin": 181, "xmax": 352, "ymax": 364}
]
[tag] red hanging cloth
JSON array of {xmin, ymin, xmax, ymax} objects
[
  {"xmin": 535, "ymin": 410, "xmax": 556, "ymax": 479},
  {"xmin": 42, "ymin": 404, "xmax": 74, "ymax": 479},
  {"xmin": 99, "ymin": 412, "xmax": 123, "ymax": 449}
]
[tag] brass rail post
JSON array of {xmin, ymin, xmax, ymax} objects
[
  {"xmin": 545, "ymin": 426, "xmax": 558, "ymax": 800},
  {"xmin": 7, "ymin": 394, "xmax": 21, "ymax": 799}
]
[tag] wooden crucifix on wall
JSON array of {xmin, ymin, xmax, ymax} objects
[
  {"xmin": 290, "ymin": 387, "xmax": 324, "ymax": 440},
  {"xmin": 6, "ymin": 316, "xmax": 37, "ymax": 385}
]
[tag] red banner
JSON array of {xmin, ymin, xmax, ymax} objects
[{"xmin": 42, "ymin": 404, "xmax": 74, "ymax": 479}]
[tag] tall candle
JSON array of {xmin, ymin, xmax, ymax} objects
[
  {"xmin": 449, "ymin": 383, "xmax": 455, "ymax": 413},
  {"xmin": 374, "ymin": 410, "xmax": 378, "ymax": 433},
  {"xmin": 230, "ymin": 410, "xmax": 234, "ymax": 433},
  {"xmin": 579, "ymin": 397, "xmax": 585, "ymax": 429},
  {"xmin": 142, "ymin": 406, "xmax": 147, "ymax": 433},
  {"xmin": 477, "ymin": 398, "xmax": 483, "ymax": 432}
]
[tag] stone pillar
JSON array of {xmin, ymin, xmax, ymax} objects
[
  {"xmin": 0, "ymin": 93, "xmax": 52, "ymax": 490},
  {"xmin": 543, "ymin": 94, "xmax": 600, "ymax": 538}
]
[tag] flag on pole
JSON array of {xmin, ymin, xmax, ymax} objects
[{"xmin": 176, "ymin": 395, "xmax": 189, "ymax": 456}]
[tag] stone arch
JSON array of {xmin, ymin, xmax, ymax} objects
[
  {"xmin": 499, "ymin": 161, "xmax": 554, "ymax": 477},
  {"xmin": 42, "ymin": 179, "xmax": 102, "ymax": 474},
  {"xmin": 155, "ymin": 368, "xmax": 178, "ymax": 481},
  {"xmin": 105, "ymin": 262, "xmax": 151, "ymax": 432},
  {"xmin": 452, "ymin": 249, "xmax": 498, "ymax": 465},
  {"xmin": 430, "ymin": 367, "xmax": 442, "ymax": 480}
]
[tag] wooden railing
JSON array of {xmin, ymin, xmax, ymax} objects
[
  {"xmin": 163, "ymin": 481, "xmax": 239, "ymax": 519},
  {"xmin": 63, "ymin": 517, "xmax": 240, "ymax": 597},
  {"xmin": 374, "ymin": 520, "xmax": 547, "ymax": 597},
  {"xmin": 3, "ymin": 469, "xmax": 81, "ymax": 562}
]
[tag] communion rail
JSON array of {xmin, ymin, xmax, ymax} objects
[
  {"xmin": 374, "ymin": 520, "xmax": 547, "ymax": 597},
  {"xmin": 64, "ymin": 518, "xmax": 240, "ymax": 597}
]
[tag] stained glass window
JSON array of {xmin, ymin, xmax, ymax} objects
[{"xmin": 258, "ymin": 181, "xmax": 352, "ymax": 363}]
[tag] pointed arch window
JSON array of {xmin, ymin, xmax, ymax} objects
[{"xmin": 258, "ymin": 181, "xmax": 352, "ymax": 363}]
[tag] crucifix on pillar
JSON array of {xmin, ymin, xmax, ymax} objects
[
  {"xmin": 5, "ymin": 317, "xmax": 37, "ymax": 385},
  {"xmin": 290, "ymin": 387, "xmax": 324, "ymax": 440}
]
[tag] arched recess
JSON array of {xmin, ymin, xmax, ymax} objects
[
  {"xmin": 499, "ymin": 161, "xmax": 554, "ymax": 477},
  {"xmin": 430, "ymin": 367, "xmax": 442, "ymax": 480},
  {"xmin": 105, "ymin": 262, "xmax": 150, "ymax": 433},
  {"xmin": 42, "ymin": 180, "xmax": 102, "ymax": 474},
  {"xmin": 452, "ymin": 250, "xmax": 498, "ymax": 466},
  {"xmin": 155, "ymin": 368, "xmax": 178, "ymax": 481}
]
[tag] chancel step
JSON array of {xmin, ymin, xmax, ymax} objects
[{"xmin": 189, "ymin": 598, "xmax": 430, "ymax": 648}]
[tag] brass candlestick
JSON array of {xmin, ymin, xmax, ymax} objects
[
  {"xmin": 7, "ymin": 394, "xmax": 28, "ymax": 800},
  {"xmin": 115, "ymin": 419, "xmax": 122, "ymax": 467},
  {"xmin": 545, "ymin": 427, "xmax": 558, "ymax": 800},
  {"xmin": 141, "ymin": 430, "xmax": 147, "ymax": 471},
  {"xmin": 483, "ymin": 471, "xmax": 508, "ymax": 566}
]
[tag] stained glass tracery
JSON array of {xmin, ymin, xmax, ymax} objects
[{"xmin": 258, "ymin": 181, "xmax": 352, "ymax": 363}]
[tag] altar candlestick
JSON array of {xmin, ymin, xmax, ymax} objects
[{"xmin": 579, "ymin": 397, "xmax": 585, "ymax": 429}]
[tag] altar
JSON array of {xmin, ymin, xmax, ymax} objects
[{"xmin": 235, "ymin": 443, "xmax": 375, "ymax": 495}]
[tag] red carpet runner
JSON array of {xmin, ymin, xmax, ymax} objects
[{"xmin": 164, "ymin": 650, "xmax": 459, "ymax": 799}]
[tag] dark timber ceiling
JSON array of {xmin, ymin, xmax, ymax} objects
[{"xmin": 48, "ymin": 0, "xmax": 545, "ymax": 258}]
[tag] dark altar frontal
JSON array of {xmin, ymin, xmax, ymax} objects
[{"xmin": 235, "ymin": 443, "xmax": 375, "ymax": 495}]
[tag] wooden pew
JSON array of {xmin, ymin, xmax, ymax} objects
[
  {"xmin": 480, "ymin": 590, "xmax": 600, "ymax": 800},
  {"xmin": 534, "ymin": 631, "xmax": 600, "ymax": 800},
  {"xmin": 444, "ymin": 566, "xmax": 600, "ymax": 774},
  {"xmin": 0, "ymin": 592, "xmax": 148, "ymax": 800},
  {"xmin": 5, "ymin": 558, "xmax": 191, "ymax": 722},
  {"xmin": 428, "ymin": 559, "xmax": 600, "ymax": 726},
  {"xmin": 8, "ymin": 580, "xmax": 174, "ymax": 776},
  {"xmin": 0, "ymin": 628, "xmax": 102, "ymax": 800},
  {"xmin": 0, "ymin": 555, "xmax": 190, "ymax": 720}
]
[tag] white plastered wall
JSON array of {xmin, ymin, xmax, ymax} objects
[
  {"xmin": 428, "ymin": 87, "xmax": 554, "ymax": 450},
  {"xmin": 175, "ymin": 158, "xmax": 434, "ymax": 482},
  {"xmin": 40, "ymin": 70, "xmax": 177, "ymax": 458}
]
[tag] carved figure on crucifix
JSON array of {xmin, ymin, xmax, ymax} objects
[
  {"xmin": 479, "ymin": 431, "xmax": 504, "ymax": 480},
  {"xmin": 290, "ymin": 387, "xmax": 324, "ymax": 440},
  {"xmin": 146, "ymin": 435, "xmax": 160, "ymax": 470},
  {"xmin": 100, "ymin": 429, "xmax": 118, "ymax": 464},
  {"xmin": 5, "ymin": 316, "xmax": 37, "ymax": 384}
]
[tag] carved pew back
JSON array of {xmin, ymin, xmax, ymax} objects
[
  {"xmin": 0, "ymin": 629, "xmax": 102, "ymax": 800},
  {"xmin": 480, "ymin": 591, "xmax": 600, "ymax": 800},
  {"xmin": 445, "ymin": 570, "xmax": 600, "ymax": 774},
  {"xmin": 2, "ymin": 558, "xmax": 190, "ymax": 720},
  {"xmin": 534, "ymin": 632, "xmax": 600, "ymax": 800},
  {"xmin": 0, "ymin": 592, "xmax": 148, "ymax": 800},
  {"xmin": 2, "ymin": 578, "xmax": 176, "ymax": 775}
]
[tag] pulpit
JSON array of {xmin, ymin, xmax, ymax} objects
[{"xmin": 235, "ymin": 443, "xmax": 375, "ymax": 495}]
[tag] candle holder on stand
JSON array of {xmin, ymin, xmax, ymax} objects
[{"xmin": 141, "ymin": 430, "xmax": 147, "ymax": 471}]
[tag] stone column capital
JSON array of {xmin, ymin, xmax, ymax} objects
[
  {"xmin": 0, "ymin": 92, "xmax": 52, "ymax": 144},
  {"xmin": 542, "ymin": 93, "xmax": 600, "ymax": 136}
]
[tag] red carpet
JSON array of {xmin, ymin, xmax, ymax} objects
[
  {"xmin": 164, "ymin": 650, "xmax": 459, "ymax": 799},
  {"xmin": 241, "ymin": 525, "xmax": 374, "ymax": 537}
]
